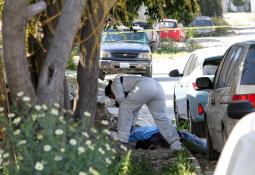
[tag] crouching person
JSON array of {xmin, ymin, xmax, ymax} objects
[{"xmin": 105, "ymin": 75, "xmax": 183, "ymax": 151}]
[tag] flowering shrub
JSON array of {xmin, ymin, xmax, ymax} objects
[{"xmin": 0, "ymin": 94, "xmax": 118, "ymax": 175}]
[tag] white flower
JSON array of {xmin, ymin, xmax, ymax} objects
[
  {"xmin": 32, "ymin": 114, "xmax": 38, "ymax": 121},
  {"xmin": 85, "ymin": 140, "xmax": 92, "ymax": 146},
  {"xmin": 17, "ymin": 91, "xmax": 24, "ymax": 97},
  {"xmin": 13, "ymin": 117, "xmax": 21, "ymax": 125},
  {"xmin": 34, "ymin": 161, "xmax": 44, "ymax": 171},
  {"xmin": 54, "ymin": 155, "xmax": 62, "ymax": 161},
  {"xmin": 42, "ymin": 104, "xmax": 48, "ymax": 110},
  {"xmin": 22, "ymin": 96, "xmax": 31, "ymax": 102},
  {"xmin": 104, "ymin": 144, "xmax": 111, "ymax": 151},
  {"xmin": 84, "ymin": 112, "xmax": 91, "ymax": 117},
  {"xmin": 35, "ymin": 105, "xmax": 41, "ymax": 111},
  {"xmin": 112, "ymin": 148, "xmax": 116, "ymax": 153},
  {"xmin": 102, "ymin": 129, "xmax": 111, "ymax": 135},
  {"xmin": 120, "ymin": 144, "xmax": 127, "ymax": 151},
  {"xmin": 98, "ymin": 147, "xmax": 105, "ymax": 155},
  {"xmin": 18, "ymin": 140, "xmax": 27, "ymax": 145},
  {"xmin": 89, "ymin": 167, "xmax": 99, "ymax": 175},
  {"xmin": 91, "ymin": 128, "xmax": 97, "ymax": 134},
  {"xmin": 0, "ymin": 107, "xmax": 4, "ymax": 112},
  {"xmin": 43, "ymin": 145, "xmax": 52, "ymax": 152},
  {"xmin": 101, "ymin": 120, "xmax": 109, "ymax": 125},
  {"xmin": 105, "ymin": 158, "xmax": 112, "ymax": 165},
  {"xmin": 8, "ymin": 113, "xmax": 15, "ymax": 118},
  {"xmin": 79, "ymin": 172, "xmax": 88, "ymax": 175},
  {"xmin": 2, "ymin": 153, "xmax": 9, "ymax": 159},
  {"xmin": 37, "ymin": 133, "xmax": 43, "ymax": 140},
  {"xmin": 78, "ymin": 147, "xmax": 85, "ymax": 154},
  {"xmin": 69, "ymin": 139, "xmax": 77, "ymax": 146},
  {"xmin": 60, "ymin": 148, "xmax": 65, "ymax": 153},
  {"xmin": 55, "ymin": 129, "xmax": 64, "ymax": 135},
  {"xmin": 82, "ymin": 132, "xmax": 89, "ymax": 138},
  {"xmin": 14, "ymin": 129, "xmax": 21, "ymax": 135},
  {"xmin": 51, "ymin": 108, "xmax": 59, "ymax": 116},
  {"xmin": 54, "ymin": 103, "xmax": 60, "ymax": 108},
  {"xmin": 17, "ymin": 155, "xmax": 23, "ymax": 161},
  {"xmin": 2, "ymin": 161, "xmax": 10, "ymax": 166},
  {"xmin": 88, "ymin": 145, "xmax": 94, "ymax": 150}
]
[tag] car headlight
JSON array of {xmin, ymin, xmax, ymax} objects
[
  {"xmin": 100, "ymin": 51, "xmax": 111, "ymax": 58},
  {"xmin": 138, "ymin": 52, "xmax": 151, "ymax": 59}
]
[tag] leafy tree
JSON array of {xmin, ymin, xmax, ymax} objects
[
  {"xmin": 198, "ymin": 0, "xmax": 223, "ymax": 17},
  {"xmin": 232, "ymin": 0, "xmax": 247, "ymax": 6}
]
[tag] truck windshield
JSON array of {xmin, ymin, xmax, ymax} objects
[{"xmin": 102, "ymin": 31, "xmax": 149, "ymax": 44}]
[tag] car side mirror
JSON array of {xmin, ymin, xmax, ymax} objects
[
  {"xmin": 196, "ymin": 77, "xmax": 213, "ymax": 89},
  {"xmin": 227, "ymin": 101, "xmax": 255, "ymax": 119},
  {"xmin": 169, "ymin": 69, "xmax": 182, "ymax": 77}
]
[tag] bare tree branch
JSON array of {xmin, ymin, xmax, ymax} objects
[{"xmin": 27, "ymin": 1, "xmax": 47, "ymax": 20}]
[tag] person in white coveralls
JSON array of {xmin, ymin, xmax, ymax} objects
[{"xmin": 105, "ymin": 75, "xmax": 183, "ymax": 151}]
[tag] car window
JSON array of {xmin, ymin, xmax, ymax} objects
[
  {"xmin": 216, "ymin": 46, "xmax": 237, "ymax": 88},
  {"xmin": 187, "ymin": 55, "xmax": 198, "ymax": 74},
  {"xmin": 203, "ymin": 56, "xmax": 222, "ymax": 75},
  {"xmin": 194, "ymin": 20, "xmax": 213, "ymax": 26},
  {"xmin": 225, "ymin": 46, "xmax": 243, "ymax": 85},
  {"xmin": 183, "ymin": 55, "xmax": 194, "ymax": 76},
  {"xmin": 160, "ymin": 21, "xmax": 177, "ymax": 28},
  {"xmin": 241, "ymin": 45, "xmax": 255, "ymax": 85}
]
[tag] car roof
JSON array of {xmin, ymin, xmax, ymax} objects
[
  {"xmin": 104, "ymin": 26, "xmax": 145, "ymax": 33},
  {"xmin": 192, "ymin": 46, "xmax": 229, "ymax": 61}
]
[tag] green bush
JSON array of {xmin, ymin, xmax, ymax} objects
[
  {"xmin": 0, "ymin": 93, "xmax": 119, "ymax": 175},
  {"xmin": 212, "ymin": 16, "xmax": 229, "ymax": 36}
]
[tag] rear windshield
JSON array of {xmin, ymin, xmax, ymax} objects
[
  {"xmin": 160, "ymin": 21, "xmax": 177, "ymax": 28},
  {"xmin": 194, "ymin": 20, "xmax": 213, "ymax": 26},
  {"xmin": 241, "ymin": 46, "xmax": 255, "ymax": 85},
  {"xmin": 203, "ymin": 56, "xmax": 222, "ymax": 75}
]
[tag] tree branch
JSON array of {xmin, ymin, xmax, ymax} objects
[{"xmin": 27, "ymin": 1, "xmax": 47, "ymax": 20}]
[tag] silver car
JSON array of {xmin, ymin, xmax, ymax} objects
[
  {"xmin": 196, "ymin": 40, "xmax": 255, "ymax": 160},
  {"xmin": 169, "ymin": 47, "xmax": 227, "ymax": 137}
]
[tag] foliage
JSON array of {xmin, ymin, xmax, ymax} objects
[
  {"xmin": 212, "ymin": 16, "xmax": 229, "ymax": 36},
  {"xmin": 162, "ymin": 152, "xmax": 195, "ymax": 175},
  {"xmin": 231, "ymin": 0, "xmax": 247, "ymax": 6},
  {"xmin": 198, "ymin": 0, "xmax": 223, "ymax": 17},
  {"xmin": 0, "ymin": 93, "xmax": 118, "ymax": 175},
  {"xmin": 163, "ymin": 0, "xmax": 200, "ymax": 25},
  {"xmin": 67, "ymin": 46, "xmax": 80, "ymax": 70}
]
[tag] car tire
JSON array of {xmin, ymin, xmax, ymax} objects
[
  {"xmin": 187, "ymin": 105, "xmax": 205, "ymax": 137},
  {"xmin": 205, "ymin": 116, "xmax": 219, "ymax": 160},
  {"xmin": 143, "ymin": 66, "xmax": 152, "ymax": 77}
]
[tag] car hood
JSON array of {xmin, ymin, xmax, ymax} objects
[{"xmin": 101, "ymin": 42, "xmax": 150, "ymax": 52}]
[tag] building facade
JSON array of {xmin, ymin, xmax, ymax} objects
[{"xmin": 222, "ymin": 0, "xmax": 255, "ymax": 12}]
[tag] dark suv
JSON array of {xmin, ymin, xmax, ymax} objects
[{"xmin": 99, "ymin": 26, "xmax": 152, "ymax": 77}]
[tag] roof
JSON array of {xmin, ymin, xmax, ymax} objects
[
  {"xmin": 195, "ymin": 16, "xmax": 212, "ymax": 20},
  {"xmin": 192, "ymin": 46, "xmax": 229, "ymax": 61},
  {"xmin": 162, "ymin": 19, "xmax": 178, "ymax": 22}
]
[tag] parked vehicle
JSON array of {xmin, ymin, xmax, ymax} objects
[
  {"xmin": 214, "ymin": 101, "xmax": 255, "ymax": 175},
  {"xmin": 196, "ymin": 40, "xmax": 255, "ymax": 160},
  {"xmin": 190, "ymin": 16, "xmax": 215, "ymax": 36},
  {"xmin": 133, "ymin": 21, "xmax": 160, "ymax": 51},
  {"xmin": 169, "ymin": 46, "xmax": 227, "ymax": 137},
  {"xmin": 99, "ymin": 26, "xmax": 152, "ymax": 77},
  {"xmin": 158, "ymin": 19, "xmax": 186, "ymax": 42}
]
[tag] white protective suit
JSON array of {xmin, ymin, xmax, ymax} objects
[{"xmin": 111, "ymin": 75, "xmax": 180, "ymax": 145}]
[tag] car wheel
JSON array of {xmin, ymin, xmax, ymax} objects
[
  {"xmin": 143, "ymin": 66, "xmax": 152, "ymax": 77},
  {"xmin": 187, "ymin": 105, "xmax": 205, "ymax": 137},
  {"xmin": 205, "ymin": 116, "xmax": 219, "ymax": 160}
]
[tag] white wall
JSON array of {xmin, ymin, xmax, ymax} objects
[{"xmin": 251, "ymin": 0, "xmax": 255, "ymax": 12}]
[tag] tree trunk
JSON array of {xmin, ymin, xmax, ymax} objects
[
  {"xmin": 73, "ymin": 0, "xmax": 116, "ymax": 119},
  {"xmin": 2, "ymin": 0, "xmax": 37, "ymax": 104},
  {"xmin": 0, "ymin": 56, "xmax": 9, "ymax": 113},
  {"xmin": 37, "ymin": 0, "xmax": 86, "ymax": 106}
]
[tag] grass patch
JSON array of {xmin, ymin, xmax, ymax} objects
[{"xmin": 162, "ymin": 152, "xmax": 196, "ymax": 175}]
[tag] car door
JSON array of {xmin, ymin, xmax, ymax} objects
[
  {"xmin": 175, "ymin": 55, "xmax": 196, "ymax": 117},
  {"xmin": 206, "ymin": 46, "xmax": 239, "ymax": 151}
]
